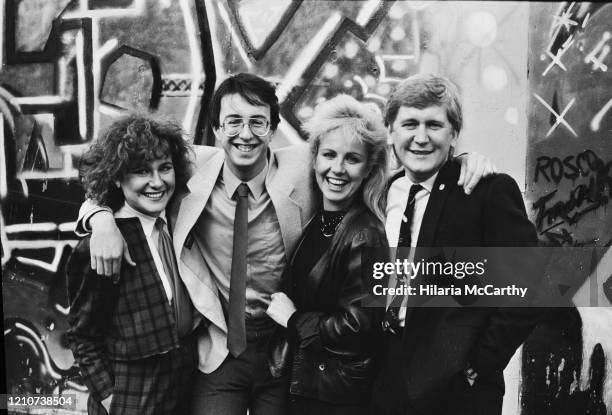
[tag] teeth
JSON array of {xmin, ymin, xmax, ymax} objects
[
  {"xmin": 144, "ymin": 192, "xmax": 163, "ymax": 199},
  {"xmin": 326, "ymin": 177, "xmax": 348, "ymax": 191},
  {"xmin": 236, "ymin": 144, "xmax": 256, "ymax": 152},
  {"xmin": 327, "ymin": 177, "xmax": 347, "ymax": 186}
]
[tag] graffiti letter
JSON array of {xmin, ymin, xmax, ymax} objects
[{"xmin": 584, "ymin": 31, "xmax": 610, "ymax": 72}]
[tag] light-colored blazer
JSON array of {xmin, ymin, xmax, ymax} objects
[{"xmin": 169, "ymin": 144, "xmax": 316, "ymax": 373}]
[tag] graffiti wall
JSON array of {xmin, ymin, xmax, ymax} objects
[
  {"xmin": 522, "ymin": 3, "xmax": 612, "ymax": 415},
  {"xmin": 0, "ymin": 1, "xmax": 610, "ymax": 414}
]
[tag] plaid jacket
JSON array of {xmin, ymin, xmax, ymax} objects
[{"xmin": 66, "ymin": 218, "xmax": 181, "ymax": 401}]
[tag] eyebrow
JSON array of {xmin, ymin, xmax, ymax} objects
[
  {"xmin": 346, "ymin": 151, "xmax": 365, "ymax": 157},
  {"xmin": 319, "ymin": 148, "xmax": 365, "ymax": 157},
  {"xmin": 224, "ymin": 114, "xmax": 268, "ymax": 119}
]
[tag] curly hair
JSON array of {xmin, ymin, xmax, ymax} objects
[
  {"xmin": 302, "ymin": 94, "xmax": 388, "ymax": 222},
  {"xmin": 79, "ymin": 114, "xmax": 192, "ymax": 211}
]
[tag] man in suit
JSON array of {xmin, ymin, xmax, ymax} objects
[{"xmin": 372, "ymin": 73, "xmax": 541, "ymax": 415}]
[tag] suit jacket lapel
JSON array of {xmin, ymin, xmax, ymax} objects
[
  {"xmin": 266, "ymin": 151, "xmax": 303, "ymax": 257},
  {"xmin": 171, "ymin": 150, "xmax": 228, "ymax": 332},
  {"xmin": 416, "ymin": 161, "xmax": 456, "ymax": 247},
  {"xmin": 173, "ymin": 150, "xmax": 224, "ymax": 253},
  {"xmin": 404, "ymin": 161, "xmax": 456, "ymax": 325}
]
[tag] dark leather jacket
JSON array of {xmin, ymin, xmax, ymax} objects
[{"xmin": 279, "ymin": 203, "xmax": 388, "ymax": 404}]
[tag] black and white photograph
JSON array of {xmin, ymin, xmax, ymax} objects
[{"xmin": 1, "ymin": 1, "xmax": 611, "ymax": 414}]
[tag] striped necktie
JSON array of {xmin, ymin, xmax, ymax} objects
[{"xmin": 382, "ymin": 184, "xmax": 423, "ymax": 334}]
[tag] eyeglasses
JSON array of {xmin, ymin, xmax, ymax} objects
[{"xmin": 221, "ymin": 116, "xmax": 271, "ymax": 137}]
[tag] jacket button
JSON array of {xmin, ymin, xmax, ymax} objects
[{"xmin": 318, "ymin": 363, "xmax": 326, "ymax": 371}]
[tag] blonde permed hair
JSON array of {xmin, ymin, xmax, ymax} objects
[{"xmin": 302, "ymin": 94, "xmax": 388, "ymax": 221}]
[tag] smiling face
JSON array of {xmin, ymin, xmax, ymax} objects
[
  {"xmin": 390, "ymin": 105, "xmax": 457, "ymax": 183},
  {"xmin": 314, "ymin": 129, "xmax": 371, "ymax": 211},
  {"xmin": 214, "ymin": 93, "xmax": 272, "ymax": 181},
  {"xmin": 119, "ymin": 156, "xmax": 175, "ymax": 217}
]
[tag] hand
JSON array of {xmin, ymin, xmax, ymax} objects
[
  {"xmin": 101, "ymin": 394, "xmax": 113, "ymax": 413},
  {"xmin": 89, "ymin": 211, "xmax": 135, "ymax": 279},
  {"xmin": 456, "ymin": 152, "xmax": 498, "ymax": 195},
  {"xmin": 266, "ymin": 292, "xmax": 296, "ymax": 328}
]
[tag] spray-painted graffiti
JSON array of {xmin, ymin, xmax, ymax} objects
[
  {"xmin": 1, "ymin": 1, "xmax": 610, "ymax": 414},
  {"xmin": 533, "ymin": 150, "xmax": 612, "ymax": 240},
  {"xmin": 524, "ymin": 2, "xmax": 612, "ymax": 415}
]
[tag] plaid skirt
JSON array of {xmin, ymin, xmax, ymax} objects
[{"xmin": 87, "ymin": 337, "xmax": 197, "ymax": 415}]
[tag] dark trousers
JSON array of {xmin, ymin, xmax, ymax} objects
[
  {"xmin": 371, "ymin": 332, "xmax": 504, "ymax": 415},
  {"xmin": 371, "ymin": 332, "xmax": 407, "ymax": 415},
  {"xmin": 289, "ymin": 395, "xmax": 369, "ymax": 415},
  {"xmin": 190, "ymin": 326, "xmax": 288, "ymax": 415}
]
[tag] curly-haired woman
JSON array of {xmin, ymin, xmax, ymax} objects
[{"xmin": 66, "ymin": 114, "xmax": 197, "ymax": 415}]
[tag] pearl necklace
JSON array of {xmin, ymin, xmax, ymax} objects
[{"xmin": 321, "ymin": 210, "xmax": 346, "ymax": 238}]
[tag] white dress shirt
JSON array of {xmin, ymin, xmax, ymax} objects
[
  {"xmin": 192, "ymin": 160, "xmax": 286, "ymax": 319},
  {"xmin": 385, "ymin": 170, "xmax": 439, "ymax": 324},
  {"xmin": 114, "ymin": 203, "xmax": 173, "ymax": 304},
  {"xmin": 386, "ymin": 171, "xmax": 439, "ymax": 248}
]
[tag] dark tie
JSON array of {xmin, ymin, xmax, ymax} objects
[
  {"xmin": 156, "ymin": 218, "xmax": 192, "ymax": 337},
  {"xmin": 228, "ymin": 183, "xmax": 249, "ymax": 357},
  {"xmin": 397, "ymin": 184, "xmax": 424, "ymax": 247},
  {"xmin": 382, "ymin": 184, "xmax": 423, "ymax": 334}
]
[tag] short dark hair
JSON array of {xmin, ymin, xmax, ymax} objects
[
  {"xmin": 79, "ymin": 113, "xmax": 192, "ymax": 211},
  {"xmin": 209, "ymin": 73, "xmax": 280, "ymax": 131},
  {"xmin": 384, "ymin": 73, "xmax": 463, "ymax": 135}
]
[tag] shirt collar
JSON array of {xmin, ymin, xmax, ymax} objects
[
  {"xmin": 402, "ymin": 168, "xmax": 439, "ymax": 194},
  {"xmin": 115, "ymin": 202, "xmax": 167, "ymax": 238},
  {"xmin": 222, "ymin": 158, "xmax": 268, "ymax": 200}
]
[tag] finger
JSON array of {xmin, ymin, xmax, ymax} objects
[
  {"xmin": 457, "ymin": 155, "xmax": 467, "ymax": 186},
  {"xmin": 463, "ymin": 153, "xmax": 478, "ymax": 190},
  {"xmin": 124, "ymin": 243, "xmax": 136, "ymax": 266},
  {"xmin": 483, "ymin": 159, "xmax": 495, "ymax": 176},
  {"xmin": 102, "ymin": 257, "xmax": 114, "ymax": 277},
  {"xmin": 111, "ymin": 257, "xmax": 121, "ymax": 281},
  {"xmin": 489, "ymin": 160, "xmax": 499, "ymax": 174},
  {"xmin": 465, "ymin": 158, "xmax": 485, "ymax": 195},
  {"xmin": 90, "ymin": 256, "xmax": 98, "ymax": 271},
  {"xmin": 96, "ymin": 258, "xmax": 105, "ymax": 276}
]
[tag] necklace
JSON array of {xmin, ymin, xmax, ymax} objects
[{"xmin": 321, "ymin": 210, "xmax": 346, "ymax": 237}]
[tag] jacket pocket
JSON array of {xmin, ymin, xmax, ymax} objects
[{"xmin": 338, "ymin": 357, "xmax": 374, "ymax": 380}]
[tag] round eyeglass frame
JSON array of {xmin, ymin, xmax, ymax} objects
[{"xmin": 221, "ymin": 117, "xmax": 271, "ymax": 137}]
